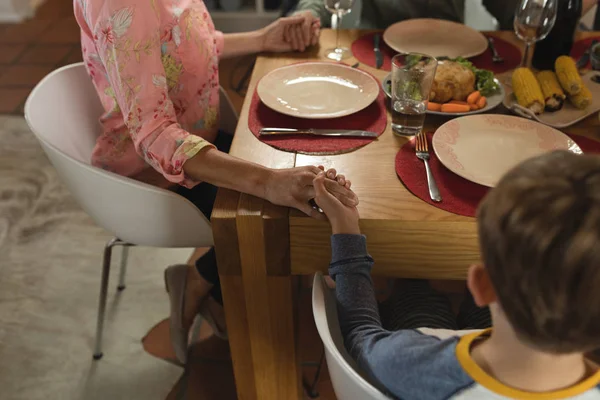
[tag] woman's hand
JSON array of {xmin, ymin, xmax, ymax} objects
[
  {"xmin": 284, "ymin": 11, "xmax": 321, "ymax": 51},
  {"xmin": 313, "ymin": 171, "xmax": 360, "ymax": 234},
  {"xmin": 260, "ymin": 12, "xmax": 320, "ymax": 53},
  {"xmin": 264, "ymin": 166, "xmax": 357, "ymax": 218}
]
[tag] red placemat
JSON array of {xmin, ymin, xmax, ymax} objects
[
  {"xmin": 350, "ymin": 33, "xmax": 520, "ymax": 74},
  {"xmin": 351, "ymin": 32, "xmax": 396, "ymax": 71},
  {"xmin": 395, "ymin": 132, "xmax": 600, "ymax": 217},
  {"xmin": 469, "ymin": 34, "xmax": 521, "ymax": 74},
  {"xmin": 571, "ymin": 36, "xmax": 600, "ymax": 69},
  {"xmin": 248, "ymin": 84, "xmax": 387, "ymax": 155}
]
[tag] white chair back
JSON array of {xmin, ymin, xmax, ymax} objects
[
  {"xmin": 24, "ymin": 63, "xmax": 217, "ymax": 248},
  {"xmin": 312, "ymin": 272, "xmax": 392, "ymax": 400}
]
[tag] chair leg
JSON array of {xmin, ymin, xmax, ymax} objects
[
  {"xmin": 117, "ymin": 245, "xmax": 131, "ymax": 291},
  {"xmin": 93, "ymin": 237, "xmax": 123, "ymax": 360},
  {"xmin": 303, "ymin": 349, "xmax": 325, "ymax": 399}
]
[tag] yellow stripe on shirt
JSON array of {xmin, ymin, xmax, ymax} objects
[{"xmin": 456, "ymin": 329, "xmax": 600, "ymax": 399}]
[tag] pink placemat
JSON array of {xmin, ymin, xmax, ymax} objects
[
  {"xmin": 248, "ymin": 81, "xmax": 387, "ymax": 155},
  {"xmin": 571, "ymin": 36, "xmax": 600, "ymax": 69},
  {"xmin": 350, "ymin": 33, "xmax": 521, "ymax": 74},
  {"xmin": 395, "ymin": 132, "xmax": 600, "ymax": 217}
]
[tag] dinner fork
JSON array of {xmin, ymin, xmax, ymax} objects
[
  {"xmin": 415, "ymin": 132, "xmax": 442, "ymax": 202},
  {"xmin": 487, "ymin": 37, "xmax": 504, "ymax": 64}
]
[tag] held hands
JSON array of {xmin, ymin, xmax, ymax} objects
[
  {"xmin": 313, "ymin": 171, "xmax": 360, "ymax": 235},
  {"xmin": 263, "ymin": 166, "xmax": 358, "ymax": 219},
  {"xmin": 259, "ymin": 11, "xmax": 320, "ymax": 53}
]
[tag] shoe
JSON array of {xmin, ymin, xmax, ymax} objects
[{"xmin": 164, "ymin": 264, "xmax": 191, "ymax": 364}]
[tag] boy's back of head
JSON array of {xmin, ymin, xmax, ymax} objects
[{"xmin": 477, "ymin": 151, "xmax": 600, "ymax": 354}]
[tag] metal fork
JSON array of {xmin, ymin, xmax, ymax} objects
[
  {"xmin": 487, "ymin": 37, "xmax": 504, "ymax": 64},
  {"xmin": 415, "ymin": 132, "xmax": 442, "ymax": 202}
]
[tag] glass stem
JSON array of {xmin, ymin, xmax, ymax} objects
[
  {"xmin": 336, "ymin": 13, "xmax": 342, "ymax": 50},
  {"xmin": 521, "ymin": 42, "xmax": 531, "ymax": 67}
]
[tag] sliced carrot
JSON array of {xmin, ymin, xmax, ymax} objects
[
  {"xmin": 427, "ymin": 102, "xmax": 442, "ymax": 111},
  {"xmin": 467, "ymin": 91, "xmax": 481, "ymax": 104},
  {"xmin": 449, "ymin": 100, "xmax": 469, "ymax": 106},
  {"xmin": 469, "ymin": 103, "xmax": 479, "ymax": 111},
  {"xmin": 477, "ymin": 96, "xmax": 487, "ymax": 108},
  {"xmin": 441, "ymin": 103, "xmax": 471, "ymax": 113}
]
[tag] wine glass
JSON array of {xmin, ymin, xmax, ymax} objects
[
  {"xmin": 513, "ymin": 0, "xmax": 558, "ymax": 67},
  {"xmin": 324, "ymin": 0, "xmax": 354, "ymax": 61}
]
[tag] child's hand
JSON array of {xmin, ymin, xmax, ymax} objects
[{"xmin": 313, "ymin": 171, "xmax": 360, "ymax": 235}]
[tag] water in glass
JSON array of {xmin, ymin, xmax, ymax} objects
[{"xmin": 391, "ymin": 53, "xmax": 437, "ymax": 137}]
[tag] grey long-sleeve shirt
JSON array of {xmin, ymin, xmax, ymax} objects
[
  {"xmin": 328, "ymin": 234, "xmax": 600, "ymax": 399},
  {"xmin": 295, "ymin": 0, "xmax": 518, "ymax": 30}
]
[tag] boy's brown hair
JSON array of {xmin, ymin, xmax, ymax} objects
[{"xmin": 477, "ymin": 150, "xmax": 600, "ymax": 353}]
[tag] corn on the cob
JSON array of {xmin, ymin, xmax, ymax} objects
[
  {"xmin": 568, "ymin": 84, "xmax": 593, "ymax": 109},
  {"xmin": 512, "ymin": 67, "xmax": 545, "ymax": 114},
  {"xmin": 555, "ymin": 56, "xmax": 583, "ymax": 95},
  {"xmin": 536, "ymin": 71, "xmax": 565, "ymax": 112}
]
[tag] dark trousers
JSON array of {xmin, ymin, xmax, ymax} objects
[
  {"xmin": 175, "ymin": 132, "xmax": 233, "ymax": 305},
  {"xmin": 379, "ymin": 280, "xmax": 491, "ymax": 331}
]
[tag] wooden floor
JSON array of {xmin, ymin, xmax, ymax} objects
[
  {"xmin": 142, "ymin": 285, "xmax": 339, "ymax": 400},
  {"xmin": 0, "ymin": 0, "xmax": 249, "ymax": 116}
]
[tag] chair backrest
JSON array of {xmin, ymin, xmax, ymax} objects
[
  {"xmin": 312, "ymin": 272, "xmax": 392, "ymax": 400},
  {"xmin": 24, "ymin": 63, "xmax": 215, "ymax": 248}
]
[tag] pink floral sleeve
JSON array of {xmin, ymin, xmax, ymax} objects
[{"xmin": 91, "ymin": 1, "xmax": 213, "ymax": 187}]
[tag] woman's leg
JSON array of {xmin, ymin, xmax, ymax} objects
[
  {"xmin": 176, "ymin": 132, "xmax": 232, "ymax": 301},
  {"xmin": 171, "ymin": 132, "xmax": 233, "ymax": 332},
  {"xmin": 379, "ymin": 279, "xmax": 458, "ymax": 331}
]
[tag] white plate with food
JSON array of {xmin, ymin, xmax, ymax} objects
[
  {"xmin": 503, "ymin": 56, "xmax": 600, "ymax": 129},
  {"xmin": 382, "ymin": 58, "xmax": 504, "ymax": 116},
  {"xmin": 383, "ymin": 19, "xmax": 488, "ymax": 59},
  {"xmin": 432, "ymin": 114, "xmax": 582, "ymax": 188},
  {"xmin": 257, "ymin": 62, "xmax": 380, "ymax": 119}
]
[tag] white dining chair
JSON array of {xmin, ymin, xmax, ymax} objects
[
  {"xmin": 24, "ymin": 63, "xmax": 239, "ymax": 360},
  {"xmin": 312, "ymin": 272, "xmax": 392, "ymax": 400}
]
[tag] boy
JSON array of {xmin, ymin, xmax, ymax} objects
[{"xmin": 313, "ymin": 151, "xmax": 600, "ymax": 399}]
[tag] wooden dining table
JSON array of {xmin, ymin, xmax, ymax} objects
[{"xmin": 211, "ymin": 28, "xmax": 600, "ymax": 400}]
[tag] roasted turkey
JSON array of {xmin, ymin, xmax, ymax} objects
[{"xmin": 429, "ymin": 61, "xmax": 476, "ymax": 103}]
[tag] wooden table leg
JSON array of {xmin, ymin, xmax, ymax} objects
[
  {"xmin": 236, "ymin": 196, "xmax": 302, "ymax": 400},
  {"xmin": 214, "ymin": 189, "xmax": 258, "ymax": 400},
  {"xmin": 220, "ymin": 275, "xmax": 257, "ymax": 400}
]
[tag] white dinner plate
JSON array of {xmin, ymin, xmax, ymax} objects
[
  {"xmin": 256, "ymin": 62, "xmax": 380, "ymax": 119},
  {"xmin": 432, "ymin": 115, "xmax": 582, "ymax": 187},
  {"xmin": 383, "ymin": 19, "xmax": 488, "ymax": 59}
]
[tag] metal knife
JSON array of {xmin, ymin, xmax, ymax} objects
[
  {"xmin": 374, "ymin": 34, "xmax": 384, "ymax": 69},
  {"xmin": 259, "ymin": 128, "xmax": 378, "ymax": 137},
  {"xmin": 577, "ymin": 39, "xmax": 599, "ymax": 69}
]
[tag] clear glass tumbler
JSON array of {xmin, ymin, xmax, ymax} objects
[{"xmin": 391, "ymin": 53, "xmax": 438, "ymax": 137}]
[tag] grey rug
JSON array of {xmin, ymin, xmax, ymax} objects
[{"xmin": 0, "ymin": 116, "xmax": 188, "ymax": 400}]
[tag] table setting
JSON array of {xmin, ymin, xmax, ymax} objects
[
  {"xmin": 247, "ymin": 0, "xmax": 600, "ymax": 217},
  {"xmin": 250, "ymin": 61, "xmax": 387, "ymax": 154},
  {"xmin": 215, "ymin": 1, "xmax": 600, "ymax": 398}
]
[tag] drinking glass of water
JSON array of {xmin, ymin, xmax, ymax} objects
[
  {"xmin": 391, "ymin": 53, "xmax": 437, "ymax": 137},
  {"xmin": 324, "ymin": 0, "xmax": 354, "ymax": 61},
  {"xmin": 513, "ymin": 0, "xmax": 557, "ymax": 66}
]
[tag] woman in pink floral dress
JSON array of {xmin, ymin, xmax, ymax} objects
[{"xmin": 73, "ymin": 0, "xmax": 356, "ymax": 363}]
